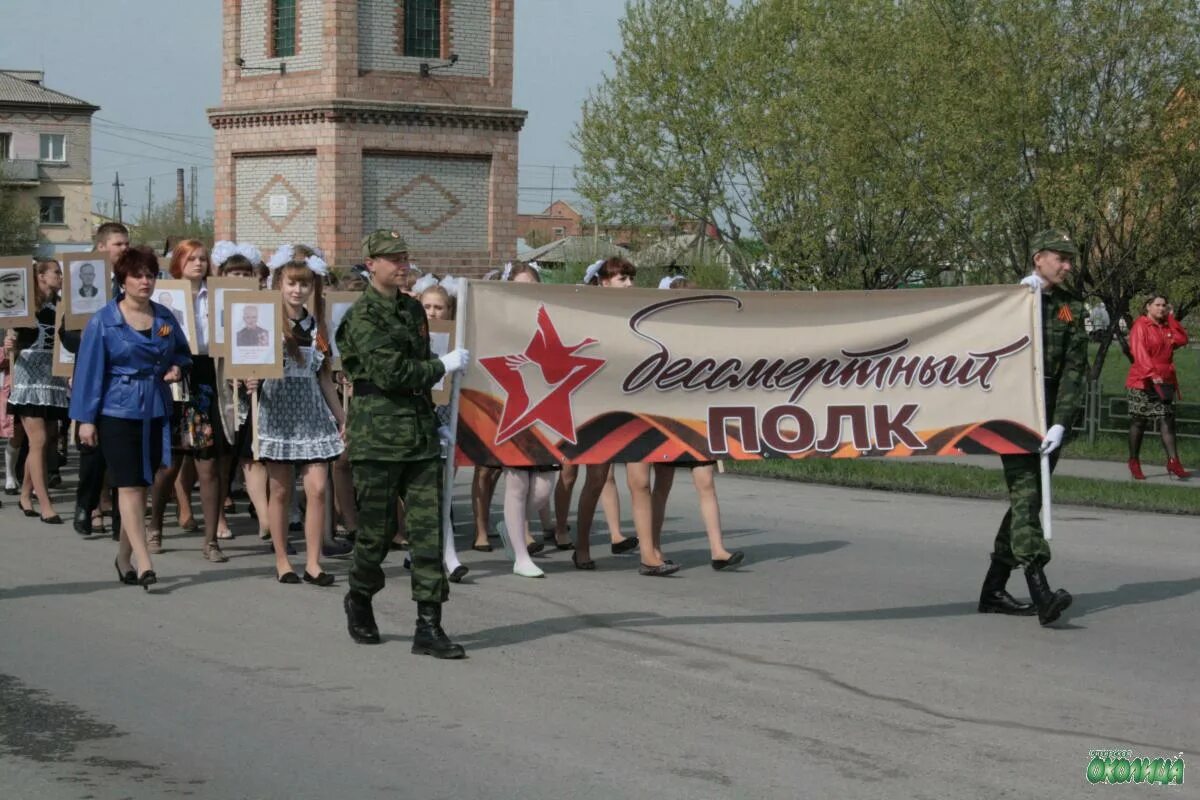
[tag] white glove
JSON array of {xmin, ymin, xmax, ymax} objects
[
  {"xmin": 437, "ymin": 425, "xmax": 452, "ymax": 443},
  {"xmin": 439, "ymin": 348, "xmax": 470, "ymax": 374},
  {"xmin": 1020, "ymin": 274, "xmax": 1044, "ymax": 293},
  {"xmin": 1039, "ymin": 424, "xmax": 1065, "ymax": 455}
]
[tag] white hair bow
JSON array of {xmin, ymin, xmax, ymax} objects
[
  {"xmin": 440, "ymin": 275, "xmax": 462, "ymax": 298},
  {"xmin": 306, "ymin": 255, "xmax": 328, "ymax": 277},
  {"xmin": 411, "ymin": 274, "xmax": 439, "ymax": 296},
  {"xmin": 583, "ymin": 259, "xmax": 605, "ymax": 284},
  {"xmin": 211, "ymin": 240, "xmax": 238, "ymax": 268},
  {"xmin": 529, "ymin": 261, "xmax": 542, "ymax": 273},
  {"xmin": 237, "ymin": 243, "xmax": 263, "ymax": 266},
  {"xmin": 658, "ymin": 275, "xmax": 685, "ymax": 289},
  {"xmin": 266, "ymin": 244, "xmax": 295, "ymax": 271},
  {"xmin": 501, "ymin": 262, "xmax": 514, "ymax": 281},
  {"xmin": 266, "ymin": 245, "xmax": 326, "ymax": 287}
]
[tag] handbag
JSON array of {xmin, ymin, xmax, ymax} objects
[{"xmin": 1153, "ymin": 382, "xmax": 1177, "ymax": 403}]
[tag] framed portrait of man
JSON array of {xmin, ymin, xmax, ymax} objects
[
  {"xmin": 0, "ymin": 258, "xmax": 35, "ymax": 328},
  {"xmin": 51, "ymin": 304, "xmax": 76, "ymax": 378},
  {"xmin": 224, "ymin": 291, "xmax": 283, "ymax": 379},
  {"xmin": 152, "ymin": 279, "xmax": 198, "ymax": 354},
  {"xmin": 207, "ymin": 276, "xmax": 258, "ymax": 358},
  {"xmin": 428, "ymin": 318, "xmax": 456, "ymax": 407},
  {"xmin": 323, "ymin": 291, "xmax": 362, "ymax": 372},
  {"xmin": 62, "ymin": 252, "xmax": 111, "ymax": 328}
]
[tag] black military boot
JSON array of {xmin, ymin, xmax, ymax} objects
[
  {"xmin": 344, "ymin": 591, "xmax": 381, "ymax": 644},
  {"xmin": 73, "ymin": 506, "xmax": 93, "ymax": 536},
  {"xmin": 412, "ymin": 601, "xmax": 465, "ymax": 659},
  {"xmin": 1024, "ymin": 565, "xmax": 1072, "ymax": 626},
  {"xmin": 978, "ymin": 557, "xmax": 1035, "ymax": 615}
]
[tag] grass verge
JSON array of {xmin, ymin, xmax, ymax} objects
[
  {"xmin": 1066, "ymin": 433, "xmax": 1200, "ymax": 465},
  {"xmin": 727, "ymin": 458, "xmax": 1200, "ymax": 516}
]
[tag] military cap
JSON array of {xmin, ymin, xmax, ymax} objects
[
  {"xmin": 0, "ymin": 271, "xmax": 20, "ymax": 282},
  {"xmin": 363, "ymin": 229, "xmax": 410, "ymax": 259},
  {"xmin": 1030, "ymin": 229, "xmax": 1078, "ymax": 258}
]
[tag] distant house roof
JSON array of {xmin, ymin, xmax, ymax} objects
[
  {"xmin": 522, "ymin": 235, "xmax": 632, "ymax": 265},
  {"xmin": 0, "ymin": 70, "xmax": 99, "ymax": 111},
  {"xmin": 634, "ymin": 233, "xmax": 733, "ymax": 268}
]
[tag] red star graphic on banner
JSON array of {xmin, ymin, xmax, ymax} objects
[{"xmin": 479, "ymin": 305, "xmax": 605, "ymax": 445}]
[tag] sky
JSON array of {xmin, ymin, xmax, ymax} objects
[{"xmin": 0, "ymin": 0, "xmax": 625, "ymax": 219}]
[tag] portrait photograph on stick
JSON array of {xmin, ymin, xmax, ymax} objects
[
  {"xmin": 61, "ymin": 252, "xmax": 111, "ymax": 328},
  {"xmin": 0, "ymin": 258, "xmax": 35, "ymax": 328},
  {"xmin": 51, "ymin": 304, "xmax": 75, "ymax": 378},
  {"xmin": 224, "ymin": 290, "xmax": 283, "ymax": 379},
  {"xmin": 152, "ymin": 279, "xmax": 198, "ymax": 354},
  {"xmin": 207, "ymin": 276, "xmax": 258, "ymax": 358},
  {"xmin": 323, "ymin": 290, "xmax": 362, "ymax": 372}
]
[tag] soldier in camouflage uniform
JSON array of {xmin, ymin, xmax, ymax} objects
[
  {"xmin": 978, "ymin": 229, "xmax": 1085, "ymax": 626},
  {"xmin": 336, "ymin": 230, "xmax": 471, "ymax": 658}
]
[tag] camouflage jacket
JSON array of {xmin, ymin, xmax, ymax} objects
[
  {"xmin": 335, "ymin": 284, "xmax": 446, "ymax": 462},
  {"xmin": 1041, "ymin": 285, "xmax": 1088, "ymax": 429}
]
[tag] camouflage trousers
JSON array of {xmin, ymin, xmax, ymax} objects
[
  {"xmin": 349, "ymin": 458, "xmax": 448, "ymax": 604},
  {"xmin": 992, "ymin": 452, "xmax": 1060, "ymax": 568}
]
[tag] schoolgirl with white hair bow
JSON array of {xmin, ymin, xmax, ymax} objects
[{"xmin": 250, "ymin": 246, "xmax": 348, "ymax": 586}]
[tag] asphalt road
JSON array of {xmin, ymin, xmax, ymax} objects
[{"xmin": 1, "ymin": 468, "xmax": 1195, "ymax": 799}]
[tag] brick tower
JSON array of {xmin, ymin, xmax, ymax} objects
[{"xmin": 208, "ymin": 0, "xmax": 524, "ymax": 273}]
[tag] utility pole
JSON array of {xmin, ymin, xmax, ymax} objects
[
  {"xmin": 175, "ymin": 168, "xmax": 185, "ymax": 229},
  {"xmin": 549, "ymin": 165, "xmax": 556, "ymax": 208},
  {"xmin": 190, "ymin": 165, "xmax": 199, "ymax": 227},
  {"xmin": 145, "ymin": 177, "xmax": 153, "ymax": 226},
  {"xmin": 112, "ymin": 172, "xmax": 125, "ymax": 223}
]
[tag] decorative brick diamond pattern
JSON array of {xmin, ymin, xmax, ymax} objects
[
  {"xmin": 364, "ymin": 155, "xmax": 489, "ymax": 251},
  {"xmin": 385, "ymin": 175, "xmax": 463, "ymax": 234},
  {"xmin": 252, "ymin": 174, "xmax": 306, "ymax": 234},
  {"xmin": 235, "ymin": 155, "xmax": 318, "ymax": 246}
]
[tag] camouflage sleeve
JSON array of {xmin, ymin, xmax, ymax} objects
[
  {"xmin": 1051, "ymin": 304, "xmax": 1089, "ymax": 428},
  {"xmin": 349, "ymin": 305, "xmax": 447, "ymax": 392}
]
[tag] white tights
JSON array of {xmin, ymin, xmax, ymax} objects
[{"xmin": 502, "ymin": 468, "xmax": 553, "ymax": 571}]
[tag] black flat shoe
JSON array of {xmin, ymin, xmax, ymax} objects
[
  {"xmin": 711, "ymin": 551, "xmax": 745, "ymax": 571},
  {"xmin": 138, "ymin": 570, "xmax": 158, "ymax": 591},
  {"xmin": 41, "ymin": 515, "xmax": 64, "ymax": 525},
  {"xmin": 527, "ymin": 540, "xmax": 545, "ymax": 555},
  {"xmin": 303, "ymin": 570, "xmax": 335, "ymax": 587},
  {"xmin": 4, "ymin": 487, "xmax": 18, "ymax": 496},
  {"xmin": 611, "ymin": 537, "xmax": 639, "ymax": 555},
  {"xmin": 449, "ymin": 565, "xmax": 469, "ymax": 583},
  {"xmin": 471, "ymin": 543, "xmax": 493, "ymax": 552},
  {"xmin": 571, "ymin": 553, "xmax": 596, "ymax": 571},
  {"xmin": 114, "ymin": 559, "xmax": 137, "ymax": 585},
  {"xmin": 277, "ymin": 571, "xmax": 301, "ymax": 584},
  {"xmin": 554, "ymin": 540, "xmax": 575, "ymax": 551},
  {"xmin": 639, "ymin": 561, "xmax": 681, "ymax": 577},
  {"xmin": 321, "ymin": 539, "xmax": 353, "ymax": 559}
]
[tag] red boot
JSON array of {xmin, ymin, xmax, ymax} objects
[
  {"xmin": 1166, "ymin": 458, "xmax": 1191, "ymax": 479},
  {"xmin": 1128, "ymin": 458, "xmax": 1146, "ymax": 480}
]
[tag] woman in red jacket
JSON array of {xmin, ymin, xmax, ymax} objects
[{"xmin": 1126, "ymin": 294, "xmax": 1190, "ymax": 479}]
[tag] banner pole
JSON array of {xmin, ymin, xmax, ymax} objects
[
  {"xmin": 440, "ymin": 279, "xmax": 469, "ymax": 547},
  {"xmin": 250, "ymin": 389, "xmax": 260, "ymax": 462},
  {"xmin": 1034, "ymin": 284, "xmax": 1052, "ymax": 541}
]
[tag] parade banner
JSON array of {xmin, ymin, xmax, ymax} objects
[{"xmin": 457, "ymin": 283, "xmax": 1046, "ymax": 467}]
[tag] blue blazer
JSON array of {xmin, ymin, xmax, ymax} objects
[{"xmin": 69, "ymin": 299, "xmax": 192, "ymax": 481}]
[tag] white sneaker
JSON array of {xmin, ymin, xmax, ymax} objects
[{"xmin": 513, "ymin": 562, "xmax": 545, "ymax": 579}]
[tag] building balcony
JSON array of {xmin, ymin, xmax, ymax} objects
[{"xmin": 0, "ymin": 158, "xmax": 40, "ymax": 185}]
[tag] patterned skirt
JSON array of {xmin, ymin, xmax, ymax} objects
[
  {"xmin": 7, "ymin": 350, "xmax": 69, "ymax": 418},
  {"xmin": 257, "ymin": 376, "xmax": 344, "ymax": 463},
  {"xmin": 1128, "ymin": 387, "xmax": 1173, "ymax": 421}
]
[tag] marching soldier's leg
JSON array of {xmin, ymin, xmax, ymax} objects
[
  {"xmin": 344, "ymin": 461, "xmax": 400, "ymax": 644},
  {"xmin": 401, "ymin": 458, "xmax": 463, "ymax": 659},
  {"xmin": 979, "ymin": 455, "xmax": 1036, "ymax": 616},
  {"xmin": 1004, "ymin": 453, "xmax": 1071, "ymax": 626}
]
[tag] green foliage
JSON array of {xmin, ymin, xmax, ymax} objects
[
  {"xmin": 136, "ymin": 200, "xmax": 214, "ymax": 252},
  {"xmin": 0, "ymin": 172, "xmax": 38, "ymax": 256},
  {"xmin": 576, "ymin": 0, "xmax": 1200, "ymax": 311}
]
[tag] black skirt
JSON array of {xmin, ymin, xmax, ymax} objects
[
  {"xmin": 98, "ymin": 415, "xmax": 166, "ymax": 487},
  {"xmin": 7, "ymin": 403, "xmax": 68, "ymax": 421}
]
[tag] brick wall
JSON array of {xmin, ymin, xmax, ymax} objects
[
  {"xmin": 239, "ymin": 0, "xmax": 325, "ymax": 73},
  {"xmin": 358, "ymin": 0, "xmax": 490, "ymax": 78},
  {"xmin": 233, "ymin": 154, "xmax": 319, "ymax": 246},
  {"xmin": 363, "ymin": 153, "xmax": 489, "ymax": 253}
]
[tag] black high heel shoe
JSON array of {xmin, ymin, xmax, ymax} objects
[
  {"xmin": 138, "ymin": 570, "xmax": 158, "ymax": 591},
  {"xmin": 18, "ymin": 500, "xmax": 37, "ymax": 518},
  {"xmin": 114, "ymin": 559, "xmax": 137, "ymax": 585}
]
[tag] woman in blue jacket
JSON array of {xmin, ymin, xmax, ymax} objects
[{"xmin": 70, "ymin": 247, "xmax": 192, "ymax": 589}]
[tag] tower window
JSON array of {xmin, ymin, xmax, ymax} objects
[
  {"xmin": 272, "ymin": 0, "xmax": 297, "ymax": 58},
  {"xmin": 404, "ymin": 0, "xmax": 442, "ymax": 59}
]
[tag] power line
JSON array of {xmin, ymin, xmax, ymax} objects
[
  {"xmin": 93, "ymin": 116, "xmax": 213, "ymax": 143},
  {"xmin": 91, "ymin": 145, "xmax": 212, "ymax": 166},
  {"xmin": 93, "ymin": 128, "xmax": 212, "ymax": 161}
]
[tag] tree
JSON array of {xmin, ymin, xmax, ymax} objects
[
  {"xmin": 135, "ymin": 199, "xmax": 214, "ymax": 252},
  {"xmin": 0, "ymin": 169, "xmax": 38, "ymax": 256}
]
